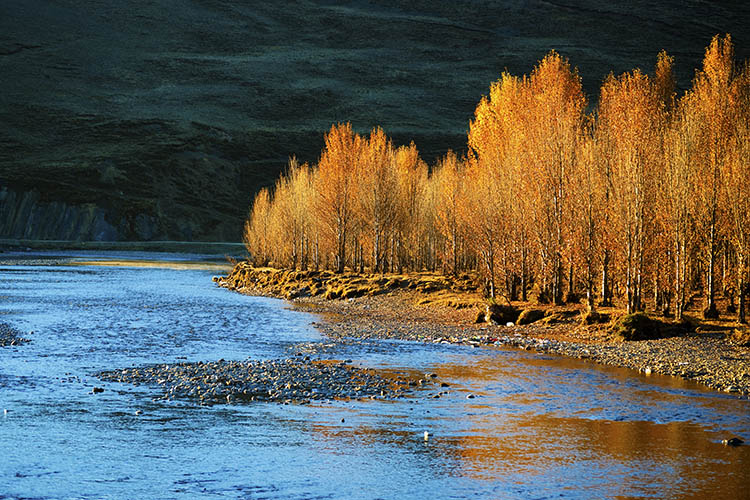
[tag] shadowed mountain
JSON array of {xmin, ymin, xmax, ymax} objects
[{"xmin": 1, "ymin": 0, "xmax": 748, "ymax": 241}]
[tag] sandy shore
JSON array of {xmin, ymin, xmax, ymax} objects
[{"xmin": 221, "ymin": 281, "xmax": 750, "ymax": 398}]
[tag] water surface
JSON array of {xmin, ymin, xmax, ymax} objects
[{"xmin": 1, "ymin": 251, "xmax": 748, "ymax": 499}]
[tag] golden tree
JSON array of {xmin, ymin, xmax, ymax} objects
[
  {"xmin": 243, "ymin": 187, "xmax": 272, "ymax": 266},
  {"xmin": 686, "ymin": 34, "xmax": 737, "ymax": 318},
  {"xmin": 722, "ymin": 64, "xmax": 750, "ymax": 322},
  {"xmin": 570, "ymin": 124, "xmax": 606, "ymax": 311},
  {"xmin": 659, "ymin": 103, "xmax": 700, "ymax": 320},
  {"xmin": 314, "ymin": 123, "xmax": 362, "ymax": 272},
  {"xmin": 523, "ymin": 52, "xmax": 586, "ymax": 304},
  {"xmin": 597, "ymin": 69, "xmax": 664, "ymax": 314},
  {"xmin": 394, "ymin": 142, "xmax": 428, "ymax": 271},
  {"xmin": 432, "ymin": 151, "xmax": 466, "ymax": 276},
  {"xmin": 355, "ymin": 127, "xmax": 399, "ymax": 272}
]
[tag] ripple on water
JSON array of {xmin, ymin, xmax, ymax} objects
[{"xmin": 0, "ymin": 253, "xmax": 748, "ymax": 500}]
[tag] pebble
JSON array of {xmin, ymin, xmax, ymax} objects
[{"xmin": 721, "ymin": 437, "xmax": 744, "ymax": 446}]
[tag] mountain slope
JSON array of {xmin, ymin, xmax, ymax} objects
[{"xmin": 1, "ymin": 0, "xmax": 748, "ymax": 240}]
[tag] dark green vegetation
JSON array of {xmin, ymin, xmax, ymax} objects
[{"xmin": 2, "ymin": 1, "xmax": 749, "ymax": 240}]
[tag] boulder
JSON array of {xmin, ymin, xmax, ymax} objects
[
  {"xmin": 703, "ymin": 305, "xmax": 720, "ymax": 319},
  {"xmin": 517, "ymin": 308, "xmax": 545, "ymax": 325},
  {"xmin": 613, "ymin": 313, "xmax": 662, "ymax": 341},
  {"xmin": 485, "ymin": 304, "xmax": 521, "ymax": 325},
  {"xmin": 581, "ymin": 310, "xmax": 610, "ymax": 325}
]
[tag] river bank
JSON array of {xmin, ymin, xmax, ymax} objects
[{"xmin": 216, "ymin": 264, "xmax": 750, "ymax": 398}]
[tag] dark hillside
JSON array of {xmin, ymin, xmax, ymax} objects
[{"xmin": 1, "ymin": 0, "xmax": 748, "ymax": 241}]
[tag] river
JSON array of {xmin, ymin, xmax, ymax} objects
[{"xmin": 1, "ymin": 250, "xmax": 748, "ymax": 499}]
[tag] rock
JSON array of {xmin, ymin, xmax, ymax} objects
[
  {"xmin": 474, "ymin": 309, "xmax": 485, "ymax": 324},
  {"xmin": 92, "ymin": 387, "xmax": 105, "ymax": 394},
  {"xmin": 614, "ymin": 313, "xmax": 664, "ymax": 341},
  {"xmin": 485, "ymin": 304, "xmax": 521, "ymax": 325},
  {"xmin": 581, "ymin": 310, "xmax": 610, "ymax": 325},
  {"xmin": 517, "ymin": 308, "xmax": 545, "ymax": 325},
  {"xmin": 703, "ymin": 305, "xmax": 719, "ymax": 319},
  {"xmin": 721, "ymin": 437, "xmax": 743, "ymax": 446}
]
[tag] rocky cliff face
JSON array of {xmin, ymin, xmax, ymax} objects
[
  {"xmin": 1, "ymin": 1, "xmax": 748, "ymax": 241},
  {"xmin": 0, "ymin": 188, "xmax": 156, "ymax": 241}
]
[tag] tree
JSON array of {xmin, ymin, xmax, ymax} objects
[
  {"xmin": 315, "ymin": 123, "xmax": 362, "ymax": 273},
  {"xmin": 244, "ymin": 188, "xmax": 272, "ymax": 266},
  {"xmin": 722, "ymin": 64, "xmax": 750, "ymax": 322},
  {"xmin": 394, "ymin": 142, "xmax": 428, "ymax": 271},
  {"xmin": 356, "ymin": 127, "xmax": 399, "ymax": 273},
  {"xmin": 597, "ymin": 69, "xmax": 663, "ymax": 314},
  {"xmin": 687, "ymin": 34, "xmax": 736, "ymax": 318},
  {"xmin": 571, "ymin": 125, "xmax": 605, "ymax": 311},
  {"xmin": 523, "ymin": 52, "xmax": 586, "ymax": 304},
  {"xmin": 432, "ymin": 152, "xmax": 466, "ymax": 276}
]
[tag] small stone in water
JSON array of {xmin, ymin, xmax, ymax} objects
[
  {"xmin": 722, "ymin": 437, "xmax": 744, "ymax": 446},
  {"xmin": 92, "ymin": 387, "xmax": 105, "ymax": 394}
]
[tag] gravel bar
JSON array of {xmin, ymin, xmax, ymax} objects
[
  {"xmin": 0, "ymin": 323, "xmax": 30, "ymax": 347},
  {"xmin": 98, "ymin": 358, "xmax": 425, "ymax": 405}
]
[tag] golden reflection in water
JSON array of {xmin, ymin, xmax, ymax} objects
[
  {"xmin": 70, "ymin": 259, "xmax": 231, "ymax": 271},
  {"xmin": 430, "ymin": 352, "xmax": 750, "ymax": 499}
]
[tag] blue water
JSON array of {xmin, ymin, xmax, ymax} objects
[{"xmin": 1, "ymin": 251, "xmax": 748, "ymax": 499}]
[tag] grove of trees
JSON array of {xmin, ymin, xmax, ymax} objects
[{"xmin": 244, "ymin": 35, "xmax": 750, "ymax": 323}]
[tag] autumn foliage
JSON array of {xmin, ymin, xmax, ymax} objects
[{"xmin": 243, "ymin": 35, "xmax": 750, "ymax": 323}]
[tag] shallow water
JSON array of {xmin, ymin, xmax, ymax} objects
[{"xmin": 1, "ymin": 251, "xmax": 748, "ymax": 499}]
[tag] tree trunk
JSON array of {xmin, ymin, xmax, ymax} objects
[
  {"xmin": 705, "ymin": 219, "xmax": 718, "ymax": 317},
  {"xmin": 567, "ymin": 260, "xmax": 574, "ymax": 302},
  {"xmin": 521, "ymin": 238, "xmax": 528, "ymax": 302},
  {"xmin": 601, "ymin": 249, "xmax": 612, "ymax": 307},
  {"xmin": 739, "ymin": 254, "xmax": 747, "ymax": 324}
]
